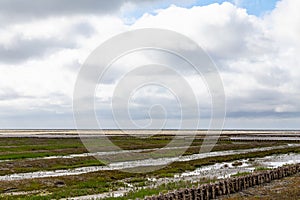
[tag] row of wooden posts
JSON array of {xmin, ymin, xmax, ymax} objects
[{"xmin": 143, "ymin": 163, "xmax": 300, "ymax": 200}]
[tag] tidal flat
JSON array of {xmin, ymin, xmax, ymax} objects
[{"xmin": 0, "ymin": 130, "xmax": 299, "ymax": 199}]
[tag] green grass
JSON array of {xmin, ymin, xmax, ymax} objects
[
  {"xmin": 0, "ymin": 137, "xmax": 288, "ymax": 178},
  {"xmin": 0, "ymin": 136, "xmax": 298, "ymax": 199},
  {"xmin": 0, "ymin": 138, "xmax": 86, "ymax": 160},
  {"xmin": 254, "ymin": 167, "xmax": 271, "ymax": 171},
  {"xmin": 0, "ymin": 136, "xmax": 288, "ymax": 161},
  {"xmin": 104, "ymin": 178, "xmax": 218, "ymax": 200},
  {"xmin": 0, "ymin": 156, "xmax": 104, "ymax": 176},
  {"xmin": 1, "ymin": 146, "xmax": 299, "ymax": 199},
  {"xmin": 0, "ymin": 152, "xmax": 62, "ymax": 160},
  {"xmin": 0, "ymin": 136, "xmax": 286, "ymax": 161},
  {"xmin": 0, "ymin": 144, "xmax": 82, "ymax": 153},
  {"xmin": 231, "ymin": 172, "xmax": 252, "ymax": 177},
  {"xmin": 0, "ymin": 171, "xmax": 131, "ymax": 200}
]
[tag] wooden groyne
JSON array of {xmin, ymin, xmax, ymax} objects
[{"xmin": 143, "ymin": 163, "xmax": 300, "ymax": 200}]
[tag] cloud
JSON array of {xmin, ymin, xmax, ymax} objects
[
  {"xmin": 0, "ymin": 35, "xmax": 76, "ymax": 64},
  {"xmin": 0, "ymin": 88, "xmax": 27, "ymax": 101},
  {"xmin": 0, "ymin": 0, "xmax": 125, "ymax": 24},
  {"xmin": 0, "ymin": 0, "xmax": 300, "ymax": 129},
  {"xmin": 129, "ymin": 1, "xmax": 300, "ymax": 128},
  {"xmin": 133, "ymin": 3, "xmax": 265, "ymax": 61},
  {"xmin": 0, "ymin": 0, "xmax": 195, "ymax": 25}
]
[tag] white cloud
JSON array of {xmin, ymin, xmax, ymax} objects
[{"xmin": 0, "ymin": 0, "xmax": 299, "ymax": 128}]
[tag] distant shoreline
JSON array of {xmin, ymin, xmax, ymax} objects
[
  {"xmin": 1, "ymin": 129, "xmax": 300, "ymax": 139},
  {"xmin": 1, "ymin": 129, "xmax": 300, "ymax": 131}
]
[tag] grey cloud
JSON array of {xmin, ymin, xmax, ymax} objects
[
  {"xmin": 0, "ymin": 0, "xmax": 122, "ymax": 22},
  {"xmin": 226, "ymin": 87, "xmax": 300, "ymax": 119},
  {"xmin": 0, "ymin": 109, "xmax": 74, "ymax": 129},
  {"xmin": 227, "ymin": 110, "xmax": 300, "ymax": 118},
  {"xmin": 0, "ymin": 91, "xmax": 73, "ymax": 128},
  {"xmin": 255, "ymin": 67, "xmax": 290, "ymax": 87},
  {"xmin": 0, "ymin": 89, "xmax": 21, "ymax": 100},
  {"xmin": 0, "ymin": 0, "xmax": 162, "ymax": 24},
  {"xmin": 71, "ymin": 22, "xmax": 95, "ymax": 37},
  {"xmin": 0, "ymin": 89, "xmax": 71, "ymax": 105},
  {"xmin": 234, "ymin": 89, "xmax": 283, "ymax": 103},
  {"xmin": 1, "ymin": 0, "xmax": 299, "ymax": 129},
  {"xmin": 0, "ymin": 36, "xmax": 76, "ymax": 64}
]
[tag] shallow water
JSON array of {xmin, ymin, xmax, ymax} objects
[
  {"xmin": 179, "ymin": 153, "xmax": 300, "ymax": 179},
  {"xmin": 0, "ymin": 144, "xmax": 299, "ymax": 181},
  {"xmin": 66, "ymin": 152, "xmax": 300, "ymax": 200}
]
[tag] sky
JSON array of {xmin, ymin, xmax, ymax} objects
[{"xmin": 0, "ymin": 0, "xmax": 300, "ymax": 129}]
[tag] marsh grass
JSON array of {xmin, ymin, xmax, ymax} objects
[{"xmin": 1, "ymin": 146, "xmax": 299, "ymax": 199}]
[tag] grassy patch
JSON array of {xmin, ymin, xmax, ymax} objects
[
  {"xmin": 254, "ymin": 166, "xmax": 271, "ymax": 171},
  {"xmin": 0, "ymin": 138, "xmax": 86, "ymax": 160},
  {"xmin": 0, "ymin": 136, "xmax": 288, "ymax": 161},
  {"xmin": 231, "ymin": 172, "xmax": 252, "ymax": 177},
  {"xmin": 0, "ymin": 157, "xmax": 104, "ymax": 176},
  {"xmin": 0, "ymin": 146, "xmax": 299, "ymax": 199},
  {"xmin": 0, "ymin": 136, "xmax": 287, "ymax": 175}
]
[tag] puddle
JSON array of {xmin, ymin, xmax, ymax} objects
[{"xmin": 61, "ymin": 189, "xmax": 128, "ymax": 200}]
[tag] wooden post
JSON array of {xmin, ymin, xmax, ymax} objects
[
  {"xmin": 211, "ymin": 184, "xmax": 216, "ymax": 199},
  {"xmin": 205, "ymin": 184, "xmax": 210, "ymax": 200},
  {"xmin": 243, "ymin": 176, "xmax": 247, "ymax": 189},
  {"xmin": 248, "ymin": 175, "xmax": 253, "ymax": 187},
  {"xmin": 226, "ymin": 180, "xmax": 231, "ymax": 194},
  {"xmin": 195, "ymin": 187, "xmax": 201, "ymax": 200},
  {"xmin": 189, "ymin": 187, "xmax": 194, "ymax": 200},
  {"xmin": 183, "ymin": 188, "xmax": 188, "ymax": 200},
  {"xmin": 145, "ymin": 164, "xmax": 300, "ymax": 200},
  {"xmin": 238, "ymin": 178, "xmax": 242, "ymax": 191},
  {"xmin": 203, "ymin": 185, "xmax": 207, "ymax": 200},
  {"xmin": 231, "ymin": 178, "xmax": 236, "ymax": 193},
  {"xmin": 220, "ymin": 181, "xmax": 226, "ymax": 195}
]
